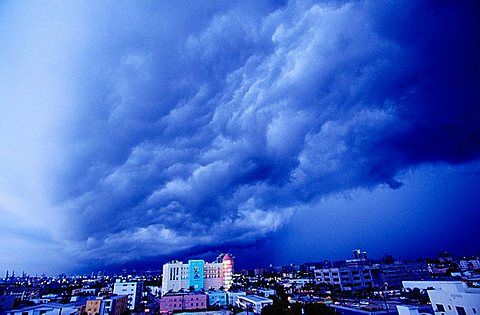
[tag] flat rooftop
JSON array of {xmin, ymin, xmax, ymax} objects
[{"xmin": 239, "ymin": 295, "xmax": 273, "ymax": 303}]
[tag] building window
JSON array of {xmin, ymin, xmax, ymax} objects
[
  {"xmin": 436, "ymin": 304, "xmax": 445, "ymax": 312},
  {"xmin": 456, "ymin": 306, "xmax": 466, "ymax": 315}
]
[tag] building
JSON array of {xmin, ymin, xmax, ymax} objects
[
  {"xmin": 236, "ymin": 295, "xmax": 273, "ymax": 313},
  {"xmin": 255, "ymin": 288, "xmax": 276, "ymax": 298},
  {"xmin": 315, "ymin": 266, "xmax": 375, "ymax": 291},
  {"xmin": 86, "ymin": 296, "xmax": 129, "ymax": 315},
  {"xmin": 161, "ymin": 253, "xmax": 234, "ymax": 295},
  {"xmin": 397, "ymin": 305, "xmax": 434, "ymax": 315},
  {"xmin": 403, "ymin": 281, "xmax": 480, "ymax": 315},
  {"xmin": 159, "ymin": 292, "xmax": 207, "ymax": 314},
  {"xmin": 86, "ymin": 299, "xmax": 102, "ymax": 315},
  {"xmin": 112, "ymin": 280, "xmax": 143, "ymax": 311},
  {"xmin": 226, "ymin": 291, "xmax": 246, "ymax": 306},
  {"xmin": 6, "ymin": 303, "xmax": 83, "ymax": 315},
  {"xmin": 459, "ymin": 259, "xmax": 480, "ymax": 271},
  {"xmin": 72, "ymin": 288, "xmax": 97, "ymax": 296},
  {"xmin": 328, "ymin": 304, "xmax": 394, "ymax": 315},
  {"xmin": 315, "ymin": 249, "xmax": 375, "ymax": 291},
  {"xmin": 172, "ymin": 312, "xmax": 232, "ymax": 315},
  {"xmin": 372, "ymin": 262, "xmax": 430, "ymax": 288},
  {"xmin": 347, "ymin": 250, "xmax": 369, "ymax": 267},
  {"xmin": 206, "ymin": 291, "xmax": 228, "ymax": 307}
]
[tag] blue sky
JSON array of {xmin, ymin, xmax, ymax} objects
[{"xmin": 0, "ymin": 1, "xmax": 479, "ymax": 275}]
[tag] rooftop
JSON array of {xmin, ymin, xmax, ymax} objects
[{"xmin": 238, "ymin": 295, "xmax": 273, "ymax": 303}]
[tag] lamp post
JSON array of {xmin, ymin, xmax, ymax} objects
[{"xmin": 379, "ymin": 282, "xmax": 389, "ymax": 315}]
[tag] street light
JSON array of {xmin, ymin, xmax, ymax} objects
[{"xmin": 378, "ymin": 282, "xmax": 389, "ymax": 315}]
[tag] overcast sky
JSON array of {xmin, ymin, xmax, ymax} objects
[{"xmin": 0, "ymin": 0, "xmax": 479, "ymax": 275}]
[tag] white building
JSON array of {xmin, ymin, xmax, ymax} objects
[
  {"xmin": 403, "ymin": 281, "xmax": 480, "ymax": 315},
  {"xmin": 112, "ymin": 280, "xmax": 143, "ymax": 310},
  {"xmin": 7, "ymin": 303, "xmax": 81, "ymax": 315},
  {"xmin": 256, "ymin": 288, "xmax": 276, "ymax": 298},
  {"xmin": 397, "ymin": 305, "xmax": 435, "ymax": 315},
  {"xmin": 459, "ymin": 259, "xmax": 480, "ymax": 271},
  {"xmin": 236, "ymin": 295, "xmax": 273, "ymax": 313},
  {"xmin": 226, "ymin": 291, "xmax": 246, "ymax": 306},
  {"xmin": 314, "ymin": 266, "xmax": 374, "ymax": 291},
  {"xmin": 161, "ymin": 253, "xmax": 234, "ymax": 295}
]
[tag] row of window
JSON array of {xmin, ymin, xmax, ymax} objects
[
  {"xmin": 436, "ymin": 303, "xmax": 476, "ymax": 315},
  {"xmin": 165, "ymin": 302, "xmax": 205, "ymax": 308},
  {"xmin": 171, "ymin": 297, "xmax": 203, "ymax": 302}
]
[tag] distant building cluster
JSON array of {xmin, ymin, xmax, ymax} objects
[
  {"xmin": 0, "ymin": 250, "xmax": 479, "ymax": 315},
  {"xmin": 314, "ymin": 249, "xmax": 431, "ymax": 291}
]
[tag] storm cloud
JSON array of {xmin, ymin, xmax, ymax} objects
[{"xmin": 1, "ymin": 0, "xmax": 479, "ymax": 271}]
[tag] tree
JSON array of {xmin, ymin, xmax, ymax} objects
[{"xmin": 261, "ymin": 303, "xmax": 288, "ymax": 315}]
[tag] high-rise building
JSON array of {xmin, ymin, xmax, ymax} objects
[{"xmin": 161, "ymin": 253, "xmax": 234, "ymax": 296}]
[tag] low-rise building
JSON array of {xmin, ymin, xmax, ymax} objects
[
  {"xmin": 372, "ymin": 262, "xmax": 430, "ymax": 288},
  {"xmin": 315, "ymin": 266, "xmax": 375, "ymax": 291},
  {"xmin": 86, "ymin": 299, "xmax": 102, "ymax": 315},
  {"xmin": 112, "ymin": 280, "xmax": 143, "ymax": 311},
  {"xmin": 403, "ymin": 281, "xmax": 480, "ymax": 315},
  {"xmin": 236, "ymin": 295, "xmax": 273, "ymax": 313},
  {"xmin": 86, "ymin": 296, "xmax": 129, "ymax": 315},
  {"xmin": 6, "ymin": 303, "xmax": 83, "ymax": 315},
  {"xmin": 396, "ymin": 305, "xmax": 434, "ymax": 315},
  {"xmin": 206, "ymin": 290, "xmax": 227, "ymax": 307},
  {"xmin": 255, "ymin": 288, "xmax": 275, "ymax": 298},
  {"xmin": 159, "ymin": 292, "xmax": 207, "ymax": 314},
  {"xmin": 226, "ymin": 291, "xmax": 246, "ymax": 306},
  {"xmin": 459, "ymin": 259, "xmax": 480, "ymax": 271}
]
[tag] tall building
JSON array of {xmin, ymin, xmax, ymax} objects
[
  {"xmin": 112, "ymin": 280, "xmax": 143, "ymax": 311},
  {"xmin": 161, "ymin": 253, "xmax": 234, "ymax": 296}
]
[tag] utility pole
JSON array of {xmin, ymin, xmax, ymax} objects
[{"xmin": 379, "ymin": 282, "xmax": 389, "ymax": 315}]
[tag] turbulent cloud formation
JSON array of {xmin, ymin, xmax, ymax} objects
[
  {"xmin": 2, "ymin": 1, "xmax": 478, "ymax": 270},
  {"xmin": 55, "ymin": 0, "xmax": 480, "ymax": 266}
]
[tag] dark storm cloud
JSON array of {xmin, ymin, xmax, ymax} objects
[{"xmin": 54, "ymin": 0, "xmax": 479, "ymax": 265}]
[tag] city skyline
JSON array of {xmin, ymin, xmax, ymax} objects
[{"xmin": 0, "ymin": 1, "xmax": 479, "ymax": 276}]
